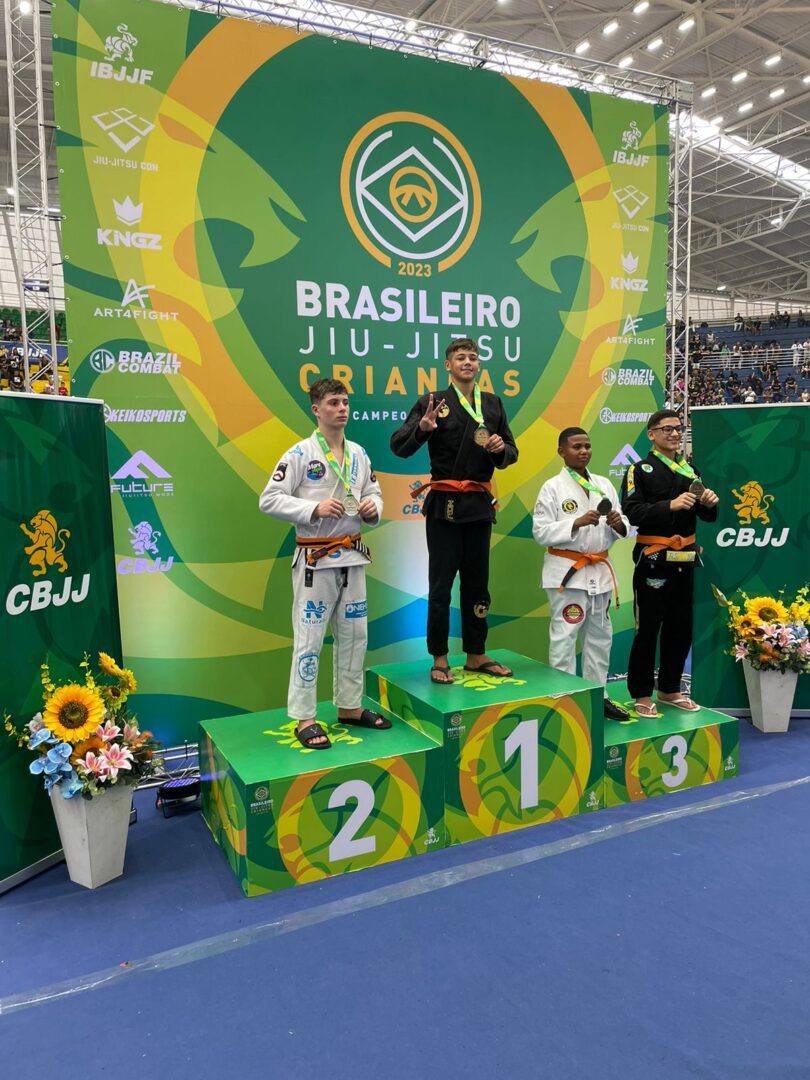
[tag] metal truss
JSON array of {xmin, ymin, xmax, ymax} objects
[
  {"xmin": 668, "ymin": 100, "xmax": 693, "ymax": 422},
  {"xmin": 4, "ymin": 0, "xmax": 59, "ymax": 393}
]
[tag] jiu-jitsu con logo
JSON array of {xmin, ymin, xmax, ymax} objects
[
  {"xmin": 716, "ymin": 481, "xmax": 789, "ymax": 548},
  {"xmin": 6, "ymin": 511, "xmax": 91, "ymax": 616},
  {"xmin": 340, "ymin": 113, "xmax": 481, "ymax": 272}
]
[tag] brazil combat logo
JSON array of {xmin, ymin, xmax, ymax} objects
[{"xmin": 340, "ymin": 112, "xmax": 481, "ymax": 272}]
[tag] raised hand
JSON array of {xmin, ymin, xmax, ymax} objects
[{"xmin": 418, "ymin": 394, "xmax": 445, "ymax": 433}]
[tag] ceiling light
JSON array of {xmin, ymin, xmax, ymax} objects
[
  {"xmin": 771, "ymin": 217, "xmax": 783, "ymax": 226},
  {"xmin": 405, "ymin": 19, "xmax": 417, "ymax": 30},
  {"xmin": 678, "ymin": 17, "xmax": 695, "ymax": 32},
  {"xmin": 717, "ymin": 285, "xmax": 727, "ymax": 291},
  {"xmin": 804, "ymin": 74, "xmax": 810, "ymax": 85},
  {"xmin": 738, "ymin": 101, "xmax": 753, "ymax": 113},
  {"xmin": 633, "ymin": 1, "xmax": 650, "ymax": 13},
  {"xmin": 732, "ymin": 70, "xmax": 747, "ymax": 83},
  {"xmin": 769, "ymin": 87, "xmax": 785, "ymax": 99},
  {"xmin": 575, "ymin": 40, "xmax": 590, "ymax": 55},
  {"xmin": 19, "ymin": 1, "xmax": 33, "ymax": 13},
  {"xmin": 701, "ymin": 86, "xmax": 716, "ymax": 98},
  {"xmin": 618, "ymin": 54, "xmax": 634, "ymax": 68},
  {"xmin": 451, "ymin": 32, "xmax": 464, "ymax": 44},
  {"xmin": 603, "ymin": 20, "xmax": 619, "ymax": 35},
  {"xmin": 6, "ymin": 186, "xmax": 14, "ymax": 196},
  {"xmin": 647, "ymin": 37, "xmax": 663, "ymax": 51},
  {"xmin": 593, "ymin": 72, "xmax": 606, "ymax": 84},
  {"xmin": 764, "ymin": 54, "xmax": 781, "ymax": 67},
  {"xmin": 711, "ymin": 115, "xmax": 724, "ymax": 125}
]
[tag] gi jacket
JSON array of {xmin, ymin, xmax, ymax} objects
[
  {"xmin": 390, "ymin": 385, "xmax": 518, "ymax": 524},
  {"xmin": 259, "ymin": 432, "xmax": 383, "ymax": 569},
  {"xmin": 620, "ymin": 451, "xmax": 718, "ymax": 572}
]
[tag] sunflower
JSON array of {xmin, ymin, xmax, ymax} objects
[
  {"xmin": 789, "ymin": 601, "xmax": 810, "ymax": 624},
  {"xmin": 745, "ymin": 596, "xmax": 789, "ymax": 625},
  {"xmin": 119, "ymin": 669, "xmax": 137, "ymax": 694},
  {"xmin": 43, "ymin": 685, "xmax": 105, "ymax": 744},
  {"xmin": 98, "ymin": 652, "xmax": 125, "ymax": 679},
  {"xmin": 732, "ymin": 615, "xmax": 758, "ymax": 640},
  {"xmin": 69, "ymin": 734, "xmax": 104, "ymax": 764}
]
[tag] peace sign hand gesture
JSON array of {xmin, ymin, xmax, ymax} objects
[{"xmin": 418, "ymin": 394, "xmax": 446, "ymax": 433}]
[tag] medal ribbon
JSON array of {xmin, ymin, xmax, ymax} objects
[
  {"xmin": 451, "ymin": 382, "xmax": 485, "ymax": 429},
  {"xmin": 314, "ymin": 429, "xmax": 352, "ymax": 497},
  {"xmin": 652, "ymin": 450, "xmax": 698, "ymax": 481},
  {"xmin": 566, "ymin": 467, "xmax": 609, "ymax": 501}
]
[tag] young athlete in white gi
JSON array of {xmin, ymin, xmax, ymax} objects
[
  {"xmin": 532, "ymin": 427, "xmax": 631, "ymax": 722},
  {"xmin": 259, "ymin": 378, "xmax": 389, "ymax": 749}
]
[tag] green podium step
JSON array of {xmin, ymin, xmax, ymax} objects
[
  {"xmin": 603, "ymin": 683, "xmax": 739, "ymax": 805},
  {"xmin": 366, "ymin": 649, "xmax": 604, "ymax": 844},
  {"xmin": 200, "ymin": 701, "xmax": 443, "ymax": 896}
]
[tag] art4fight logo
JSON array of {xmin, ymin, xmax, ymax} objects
[
  {"xmin": 93, "ymin": 279, "xmax": 179, "ymax": 322},
  {"xmin": 96, "ymin": 196, "xmax": 162, "ymax": 251},
  {"xmin": 117, "ymin": 521, "xmax": 174, "ymax": 576},
  {"xmin": 606, "ymin": 314, "xmax": 656, "ymax": 347},
  {"xmin": 89, "ymin": 23, "xmax": 153, "ymax": 85},
  {"xmin": 5, "ymin": 511, "xmax": 91, "ymax": 617}
]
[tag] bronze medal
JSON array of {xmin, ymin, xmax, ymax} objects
[
  {"xmin": 473, "ymin": 427, "xmax": 490, "ymax": 446},
  {"xmin": 689, "ymin": 480, "xmax": 705, "ymax": 496},
  {"xmin": 596, "ymin": 497, "xmax": 612, "ymax": 516}
]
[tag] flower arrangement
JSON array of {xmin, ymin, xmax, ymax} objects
[
  {"xmin": 713, "ymin": 585, "xmax": 810, "ymax": 674},
  {"xmin": 4, "ymin": 652, "xmax": 162, "ymax": 799}
]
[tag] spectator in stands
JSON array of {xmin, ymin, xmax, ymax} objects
[
  {"xmin": 763, "ymin": 385, "xmax": 774, "ymax": 403},
  {"xmin": 734, "ymin": 313, "xmax": 743, "ymax": 331},
  {"xmin": 784, "ymin": 374, "xmax": 798, "ymax": 401},
  {"xmin": 801, "ymin": 357, "xmax": 810, "ymax": 380},
  {"xmin": 801, "ymin": 389, "xmax": 810, "ymax": 403},
  {"xmin": 792, "ymin": 341, "xmax": 802, "ymax": 368},
  {"xmin": 743, "ymin": 387, "xmax": 757, "ymax": 404},
  {"xmin": 797, "ymin": 310, "xmax": 807, "ymax": 328}
]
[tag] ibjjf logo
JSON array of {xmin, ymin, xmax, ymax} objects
[
  {"xmin": 90, "ymin": 23, "xmax": 153, "ymax": 86},
  {"xmin": 306, "ymin": 460, "xmax": 326, "ymax": 480},
  {"xmin": 97, "ymin": 197, "xmax": 162, "ymax": 251},
  {"xmin": 302, "ymin": 600, "xmax": 328, "ymax": 625},
  {"xmin": 297, "ymin": 652, "xmax": 319, "ymax": 683},
  {"xmin": 92, "ymin": 108, "xmax": 155, "ymax": 153},
  {"xmin": 6, "ymin": 511, "xmax": 91, "ymax": 617},
  {"xmin": 612, "ymin": 185, "xmax": 650, "ymax": 220},
  {"xmin": 104, "ymin": 23, "xmax": 138, "ymax": 62},
  {"xmin": 344, "ymin": 600, "xmax": 368, "ymax": 619},
  {"xmin": 340, "ymin": 113, "xmax": 481, "ymax": 272},
  {"xmin": 612, "ymin": 122, "xmax": 650, "ymax": 167},
  {"xmin": 610, "ymin": 252, "xmax": 648, "ymax": 293}
]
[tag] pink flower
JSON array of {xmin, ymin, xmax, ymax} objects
[
  {"xmin": 99, "ymin": 744, "xmax": 133, "ymax": 779},
  {"xmin": 76, "ymin": 751, "xmax": 109, "ymax": 779},
  {"xmin": 759, "ymin": 623, "xmax": 780, "ymax": 641},
  {"xmin": 777, "ymin": 628, "xmax": 793, "ymax": 647},
  {"xmin": 734, "ymin": 644, "xmax": 747, "ymax": 661},
  {"xmin": 94, "ymin": 721, "xmax": 122, "ymax": 743},
  {"xmin": 799, "ymin": 640, "xmax": 810, "ymax": 656},
  {"xmin": 123, "ymin": 723, "xmax": 140, "ymax": 742}
]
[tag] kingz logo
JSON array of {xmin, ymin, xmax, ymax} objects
[
  {"xmin": 90, "ymin": 24, "xmax": 153, "ymax": 85},
  {"xmin": 6, "ymin": 511, "xmax": 91, "ymax": 616},
  {"xmin": 610, "ymin": 252, "xmax": 648, "ymax": 292},
  {"xmin": 613, "ymin": 122, "xmax": 650, "ymax": 167},
  {"xmin": 716, "ymin": 481, "xmax": 789, "ymax": 548},
  {"xmin": 97, "ymin": 197, "xmax": 162, "ymax": 251},
  {"xmin": 117, "ymin": 521, "xmax": 174, "ymax": 576}
]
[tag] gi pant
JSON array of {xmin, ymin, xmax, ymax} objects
[
  {"xmin": 627, "ymin": 563, "xmax": 694, "ymax": 699},
  {"xmin": 546, "ymin": 588, "xmax": 612, "ymax": 687},
  {"xmin": 426, "ymin": 516, "xmax": 491, "ymax": 657},
  {"xmin": 288, "ymin": 561, "xmax": 367, "ymax": 721}
]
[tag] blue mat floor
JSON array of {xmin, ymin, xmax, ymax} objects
[{"xmin": 3, "ymin": 717, "xmax": 810, "ymax": 1079}]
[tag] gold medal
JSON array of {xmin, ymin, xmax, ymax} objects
[{"xmin": 473, "ymin": 427, "xmax": 490, "ymax": 446}]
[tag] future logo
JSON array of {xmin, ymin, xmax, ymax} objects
[{"xmin": 340, "ymin": 112, "xmax": 481, "ymax": 272}]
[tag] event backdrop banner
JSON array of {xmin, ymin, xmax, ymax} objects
[
  {"xmin": 692, "ymin": 404, "xmax": 810, "ymax": 710},
  {"xmin": 0, "ymin": 394, "xmax": 121, "ymax": 890},
  {"xmin": 53, "ymin": 0, "xmax": 667, "ymax": 744}
]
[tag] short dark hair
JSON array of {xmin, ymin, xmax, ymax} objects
[
  {"xmin": 309, "ymin": 377, "xmax": 348, "ymax": 405},
  {"xmin": 558, "ymin": 426, "xmax": 588, "ymax": 447},
  {"xmin": 445, "ymin": 337, "xmax": 478, "ymax": 359},
  {"xmin": 647, "ymin": 409, "xmax": 680, "ymax": 431}
]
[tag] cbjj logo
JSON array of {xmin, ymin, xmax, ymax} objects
[
  {"xmin": 600, "ymin": 408, "xmax": 652, "ymax": 424},
  {"xmin": 403, "ymin": 479, "xmax": 427, "ymax": 515},
  {"xmin": 93, "ymin": 280, "xmax": 179, "ymax": 322},
  {"xmin": 103, "ymin": 404, "xmax": 187, "ymax": 424},
  {"xmin": 6, "ymin": 511, "xmax": 90, "ymax": 617},
  {"xmin": 716, "ymin": 481, "xmax": 789, "ymax": 548},
  {"xmin": 97, "ymin": 197, "xmax": 162, "ymax": 250},
  {"xmin": 89, "ymin": 348, "xmax": 181, "ymax": 375},
  {"xmin": 111, "ymin": 451, "xmax": 173, "ymax": 498},
  {"xmin": 341, "ymin": 113, "xmax": 481, "ymax": 272},
  {"xmin": 613, "ymin": 122, "xmax": 650, "ymax": 167},
  {"xmin": 612, "ymin": 185, "xmax": 650, "ymax": 220},
  {"xmin": 610, "ymin": 252, "xmax": 648, "ymax": 292},
  {"xmin": 89, "ymin": 23, "xmax": 153, "ymax": 85},
  {"xmin": 92, "ymin": 108, "xmax": 155, "ymax": 153},
  {"xmin": 118, "ymin": 521, "xmax": 174, "ymax": 576}
]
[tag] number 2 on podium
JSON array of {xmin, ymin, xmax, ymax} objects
[
  {"xmin": 503, "ymin": 718, "xmax": 540, "ymax": 810},
  {"xmin": 328, "ymin": 779, "xmax": 377, "ymax": 862}
]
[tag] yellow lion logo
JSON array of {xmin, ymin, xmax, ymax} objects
[
  {"xmin": 732, "ymin": 481, "xmax": 775, "ymax": 526},
  {"xmin": 20, "ymin": 510, "xmax": 70, "ymax": 577}
]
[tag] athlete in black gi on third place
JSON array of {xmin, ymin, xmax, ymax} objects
[
  {"xmin": 391, "ymin": 338, "xmax": 518, "ymax": 684},
  {"xmin": 620, "ymin": 409, "xmax": 719, "ymax": 717}
]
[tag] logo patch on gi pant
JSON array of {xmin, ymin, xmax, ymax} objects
[
  {"xmin": 562, "ymin": 499, "xmax": 578, "ymax": 513},
  {"xmin": 562, "ymin": 603, "xmax": 585, "ymax": 624},
  {"xmin": 473, "ymin": 601, "xmax": 489, "ymax": 618}
]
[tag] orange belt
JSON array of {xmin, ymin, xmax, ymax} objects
[
  {"xmin": 296, "ymin": 533, "xmax": 370, "ymax": 567},
  {"xmin": 410, "ymin": 479, "xmax": 497, "ymax": 506},
  {"xmin": 636, "ymin": 533, "xmax": 696, "ymax": 556},
  {"xmin": 547, "ymin": 548, "xmax": 619, "ymax": 606}
]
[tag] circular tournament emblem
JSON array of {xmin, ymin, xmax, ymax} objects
[
  {"xmin": 562, "ymin": 499, "xmax": 578, "ymax": 514},
  {"xmin": 562, "ymin": 603, "xmax": 585, "ymax": 625},
  {"xmin": 340, "ymin": 112, "xmax": 481, "ymax": 272},
  {"xmin": 602, "ymin": 368, "xmax": 617, "ymax": 386},
  {"xmin": 306, "ymin": 460, "xmax": 326, "ymax": 480},
  {"xmin": 641, "ymin": 463, "xmax": 654, "ymax": 473},
  {"xmin": 438, "ymin": 403, "xmax": 450, "ymax": 418},
  {"xmin": 89, "ymin": 348, "xmax": 116, "ymax": 374}
]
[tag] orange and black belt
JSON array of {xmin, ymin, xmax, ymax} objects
[
  {"xmin": 636, "ymin": 533, "xmax": 696, "ymax": 556},
  {"xmin": 296, "ymin": 533, "xmax": 370, "ymax": 567},
  {"xmin": 547, "ymin": 548, "xmax": 619, "ymax": 606},
  {"xmin": 410, "ymin": 478, "xmax": 497, "ymax": 507}
]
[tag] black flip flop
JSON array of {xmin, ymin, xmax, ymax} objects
[
  {"xmin": 338, "ymin": 709, "xmax": 392, "ymax": 730},
  {"xmin": 430, "ymin": 665, "xmax": 454, "ymax": 685},
  {"xmin": 295, "ymin": 722, "xmax": 332, "ymax": 749},
  {"xmin": 463, "ymin": 661, "xmax": 513, "ymax": 678}
]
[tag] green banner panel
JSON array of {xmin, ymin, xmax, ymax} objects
[
  {"xmin": 691, "ymin": 405, "xmax": 810, "ymax": 710},
  {"xmin": 368, "ymin": 649, "xmax": 603, "ymax": 842},
  {"xmin": 54, "ymin": 0, "xmax": 667, "ymax": 744},
  {"xmin": 604, "ymin": 685, "xmax": 739, "ymax": 805},
  {"xmin": 200, "ymin": 702, "xmax": 444, "ymax": 895},
  {"xmin": 0, "ymin": 394, "xmax": 121, "ymax": 891}
]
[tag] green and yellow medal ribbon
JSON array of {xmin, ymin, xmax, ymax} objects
[
  {"xmin": 314, "ymin": 429, "xmax": 352, "ymax": 498},
  {"xmin": 652, "ymin": 450, "xmax": 698, "ymax": 481},
  {"xmin": 451, "ymin": 382, "xmax": 486, "ymax": 432},
  {"xmin": 566, "ymin": 467, "xmax": 608, "ymax": 501}
]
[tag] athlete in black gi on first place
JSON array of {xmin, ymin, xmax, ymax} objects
[
  {"xmin": 620, "ymin": 409, "xmax": 719, "ymax": 717},
  {"xmin": 391, "ymin": 338, "xmax": 518, "ymax": 684}
]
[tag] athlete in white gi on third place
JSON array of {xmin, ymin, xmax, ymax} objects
[
  {"xmin": 532, "ymin": 427, "xmax": 631, "ymax": 722},
  {"xmin": 259, "ymin": 378, "xmax": 389, "ymax": 749}
]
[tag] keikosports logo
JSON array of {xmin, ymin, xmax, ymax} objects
[{"xmin": 340, "ymin": 112, "xmax": 481, "ymax": 272}]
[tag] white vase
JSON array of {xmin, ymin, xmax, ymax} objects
[
  {"xmin": 49, "ymin": 782, "xmax": 133, "ymax": 889},
  {"xmin": 742, "ymin": 660, "xmax": 798, "ymax": 733}
]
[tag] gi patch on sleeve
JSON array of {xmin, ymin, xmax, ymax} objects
[
  {"xmin": 272, "ymin": 461, "xmax": 288, "ymax": 482},
  {"xmin": 562, "ymin": 499, "xmax": 578, "ymax": 514}
]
